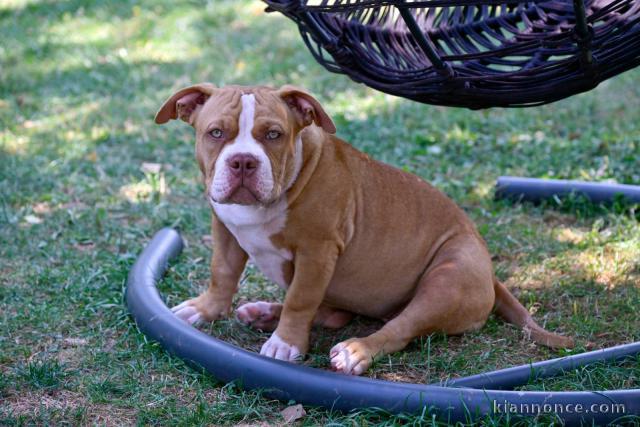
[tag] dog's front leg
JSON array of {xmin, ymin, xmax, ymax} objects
[
  {"xmin": 260, "ymin": 242, "xmax": 338, "ymax": 362},
  {"xmin": 173, "ymin": 216, "xmax": 248, "ymax": 324}
]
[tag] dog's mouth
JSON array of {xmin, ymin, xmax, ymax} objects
[
  {"xmin": 211, "ymin": 185, "xmax": 261, "ymax": 206},
  {"xmin": 228, "ymin": 186, "xmax": 259, "ymax": 205}
]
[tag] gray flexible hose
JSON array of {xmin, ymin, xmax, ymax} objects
[
  {"xmin": 495, "ymin": 176, "xmax": 640, "ymax": 204},
  {"xmin": 438, "ymin": 342, "xmax": 640, "ymax": 390},
  {"xmin": 126, "ymin": 228, "xmax": 640, "ymax": 424}
]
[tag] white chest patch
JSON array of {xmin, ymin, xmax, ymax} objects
[{"xmin": 213, "ymin": 198, "xmax": 291, "ymax": 288}]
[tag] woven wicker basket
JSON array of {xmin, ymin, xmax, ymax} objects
[{"xmin": 263, "ymin": 0, "xmax": 640, "ymax": 109}]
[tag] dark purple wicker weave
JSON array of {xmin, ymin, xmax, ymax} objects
[{"xmin": 263, "ymin": 0, "xmax": 640, "ymax": 109}]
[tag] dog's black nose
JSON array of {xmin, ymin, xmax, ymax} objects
[{"xmin": 227, "ymin": 154, "xmax": 259, "ymax": 177}]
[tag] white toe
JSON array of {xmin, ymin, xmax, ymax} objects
[
  {"xmin": 172, "ymin": 303, "xmax": 200, "ymax": 325},
  {"xmin": 260, "ymin": 333, "xmax": 300, "ymax": 362},
  {"xmin": 171, "ymin": 300, "xmax": 190, "ymax": 312},
  {"xmin": 187, "ymin": 312, "xmax": 202, "ymax": 325},
  {"xmin": 330, "ymin": 344, "xmax": 363, "ymax": 375},
  {"xmin": 235, "ymin": 305, "xmax": 253, "ymax": 324}
]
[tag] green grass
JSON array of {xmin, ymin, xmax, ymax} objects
[
  {"xmin": 14, "ymin": 360, "xmax": 68, "ymax": 391},
  {"xmin": 1, "ymin": 0, "xmax": 639, "ymax": 425}
]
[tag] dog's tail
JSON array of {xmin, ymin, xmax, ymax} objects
[{"xmin": 493, "ymin": 279, "xmax": 574, "ymax": 349}]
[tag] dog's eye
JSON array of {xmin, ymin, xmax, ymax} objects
[
  {"xmin": 266, "ymin": 130, "xmax": 281, "ymax": 140},
  {"xmin": 209, "ymin": 128, "xmax": 224, "ymax": 139}
]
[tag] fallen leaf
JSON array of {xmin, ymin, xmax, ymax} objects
[
  {"xmin": 281, "ymin": 404, "xmax": 306, "ymax": 423},
  {"xmin": 141, "ymin": 162, "xmax": 162, "ymax": 174},
  {"xmin": 63, "ymin": 338, "xmax": 88, "ymax": 347},
  {"xmin": 201, "ymin": 235, "xmax": 213, "ymax": 247},
  {"xmin": 33, "ymin": 202, "xmax": 51, "ymax": 214},
  {"xmin": 24, "ymin": 214, "xmax": 43, "ymax": 224},
  {"xmin": 74, "ymin": 241, "xmax": 95, "ymax": 252},
  {"xmin": 427, "ymin": 145, "xmax": 442, "ymax": 154},
  {"xmin": 59, "ymin": 201, "xmax": 88, "ymax": 211}
]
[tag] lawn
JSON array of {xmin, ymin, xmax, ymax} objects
[{"xmin": 1, "ymin": 0, "xmax": 639, "ymax": 425}]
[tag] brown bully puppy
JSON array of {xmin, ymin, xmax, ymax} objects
[{"xmin": 155, "ymin": 83, "xmax": 573, "ymax": 375}]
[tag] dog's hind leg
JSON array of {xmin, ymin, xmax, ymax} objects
[
  {"xmin": 236, "ymin": 301, "xmax": 283, "ymax": 331},
  {"xmin": 330, "ymin": 237, "xmax": 495, "ymax": 375}
]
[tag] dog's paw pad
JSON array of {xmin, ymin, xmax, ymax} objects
[
  {"xmin": 260, "ymin": 333, "xmax": 301, "ymax": 362},
  {"xmin": 329, "ymin": 340, "xmax": 371, "ymax": 375}
]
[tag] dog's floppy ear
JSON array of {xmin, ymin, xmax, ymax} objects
[
  {"xmin": 155, "ymin": 83, "xmax": 216, "ymax": 125},
  {"xmin": 278, "ymin": 85, "xmax": 336, "ymax": 134}
]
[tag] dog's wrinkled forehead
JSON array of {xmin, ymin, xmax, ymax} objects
[{"xmin": 195, "ymin": 86, "xmax": 290, "ymax": 131}]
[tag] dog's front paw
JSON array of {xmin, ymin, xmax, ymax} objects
[
  {"xmin": 171, "ymin": 292, "xmax": 231, "ymax": 325},
  {"xmin": 330, "ymin": 339, "xmax": 373, "ymax": 375},
  {"xmin": 260, "ymin": 333, "xmax": 301, "ymax": 362}
]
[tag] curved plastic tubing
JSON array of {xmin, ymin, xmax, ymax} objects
[
  {"xmin": 441, "ymin": 342, "xmax": 640, "ymax": 390},
  {"xmin": 495, "ymin": 176, "xmax": 640, "ymax": 204},
  {"xmin": 126, "ymin": 228, "xmax": 640, "ymax": 424}
]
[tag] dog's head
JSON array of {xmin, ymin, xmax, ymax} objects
[{"xmin": 155, "ymin": 84, "xmax": 335, "ymax": 206}]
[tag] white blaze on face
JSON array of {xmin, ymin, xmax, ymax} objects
[
  {"xmin": 210, "ymin": 94, "xmax": 274, "ymax": 203},
  {"xmin": 210, "ymin": 91, "xmax": 305, "ymax": 290}
]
